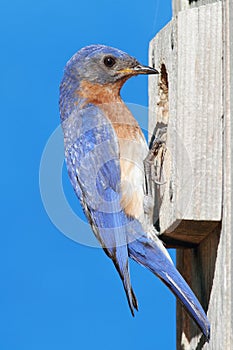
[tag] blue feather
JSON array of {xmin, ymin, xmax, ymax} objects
[{"xmin": 128, "ymin": 233, "xmax": 210, "ymax": 341}]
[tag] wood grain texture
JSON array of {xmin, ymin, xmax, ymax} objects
[
  {"xmin": 176, "ymin": 0, "xmax": 233, "ymax": 346},
  {"xmin": 149, "ymin": 0, "xmax": 233, "ymax": 348},
  {"xmin": 172, "ymin": 0, "xmax": 221, "ymax": 16},
  {"xmin": 149, "ymin": 2, "xmax": 222, "ymax": 243}
]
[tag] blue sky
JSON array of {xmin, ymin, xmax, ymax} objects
[{"xmin": 1, "ymin": 1, "xmax": 175, "ymax": 349}]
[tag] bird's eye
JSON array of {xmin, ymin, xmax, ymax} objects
[{"xmin": 103, "ymin": 56, "xmax": 116, "ymax": 68}]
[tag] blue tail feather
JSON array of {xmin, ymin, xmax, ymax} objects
[{"xmin": 128, "ymin": 233, "xmax": 210, "ymax": 341}]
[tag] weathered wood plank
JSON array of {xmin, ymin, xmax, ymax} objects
[
  {"xmin": 149, "ymin": 3, "xmax": 222, "ymax": 244},
  {"xmin": 176, "ymin": 1, "xmax": 233, "ymax": 347},
  {"xmin": 172, "ymin": 0, "xmax": 221, "ymax": 16},
  {"xmin": 149, "ymin": 0, "xmax": 233, "ymax": 348}
]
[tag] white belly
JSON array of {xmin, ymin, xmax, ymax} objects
[{"xmin": 119, "ymin": 135, "xmax": 148, "ymax": 223}]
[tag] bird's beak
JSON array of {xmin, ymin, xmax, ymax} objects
[
  {"xmin": 132, "ymin": 64, "xmax": 159, "ymax": 75},
  {"xmin": 118, "ymin": 65, "xmax": 159, "ymax": 75}
]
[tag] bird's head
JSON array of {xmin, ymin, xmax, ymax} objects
[
  {"xmin": 60, "ymin": 45, "xmax": 159, "ymax": 112},
  {"xmin": 64, "ymin": 44, "xmax": 158, "ymax": 85}
]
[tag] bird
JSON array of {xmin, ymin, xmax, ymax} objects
[{"xmin": 59, "ymin": 44, "xmax": 210, "ymax": 341}]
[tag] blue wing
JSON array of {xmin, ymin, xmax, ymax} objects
[{"xmin": 62, "ymin": 103, "xmax": 139, "ymax": 314}]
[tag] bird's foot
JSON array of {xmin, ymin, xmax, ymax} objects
[
  {"xmin": 143, "ymin": 195, "xmax": 154, "ymax": 215},
  {"xmin": 144, "ymin": 126, "xmax": 167, "ymax": 196}
]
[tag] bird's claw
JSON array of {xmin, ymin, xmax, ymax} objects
[{"xmin": 144, "ymin": 127, "xmax": 167, "ymax": 196}]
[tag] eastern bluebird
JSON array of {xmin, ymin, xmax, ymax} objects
[{"xmin": 59, "ymin": 44, "xmax": 210, "ymax": 341}]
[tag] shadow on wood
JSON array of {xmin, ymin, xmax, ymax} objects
[{"xmin": 176, "ymin": 224, "xmax": 221, "ymax": 347}]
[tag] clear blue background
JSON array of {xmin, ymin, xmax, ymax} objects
[{"xmin": 1, "ymin": 1, "xmax": 175, "ymax": 349}]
